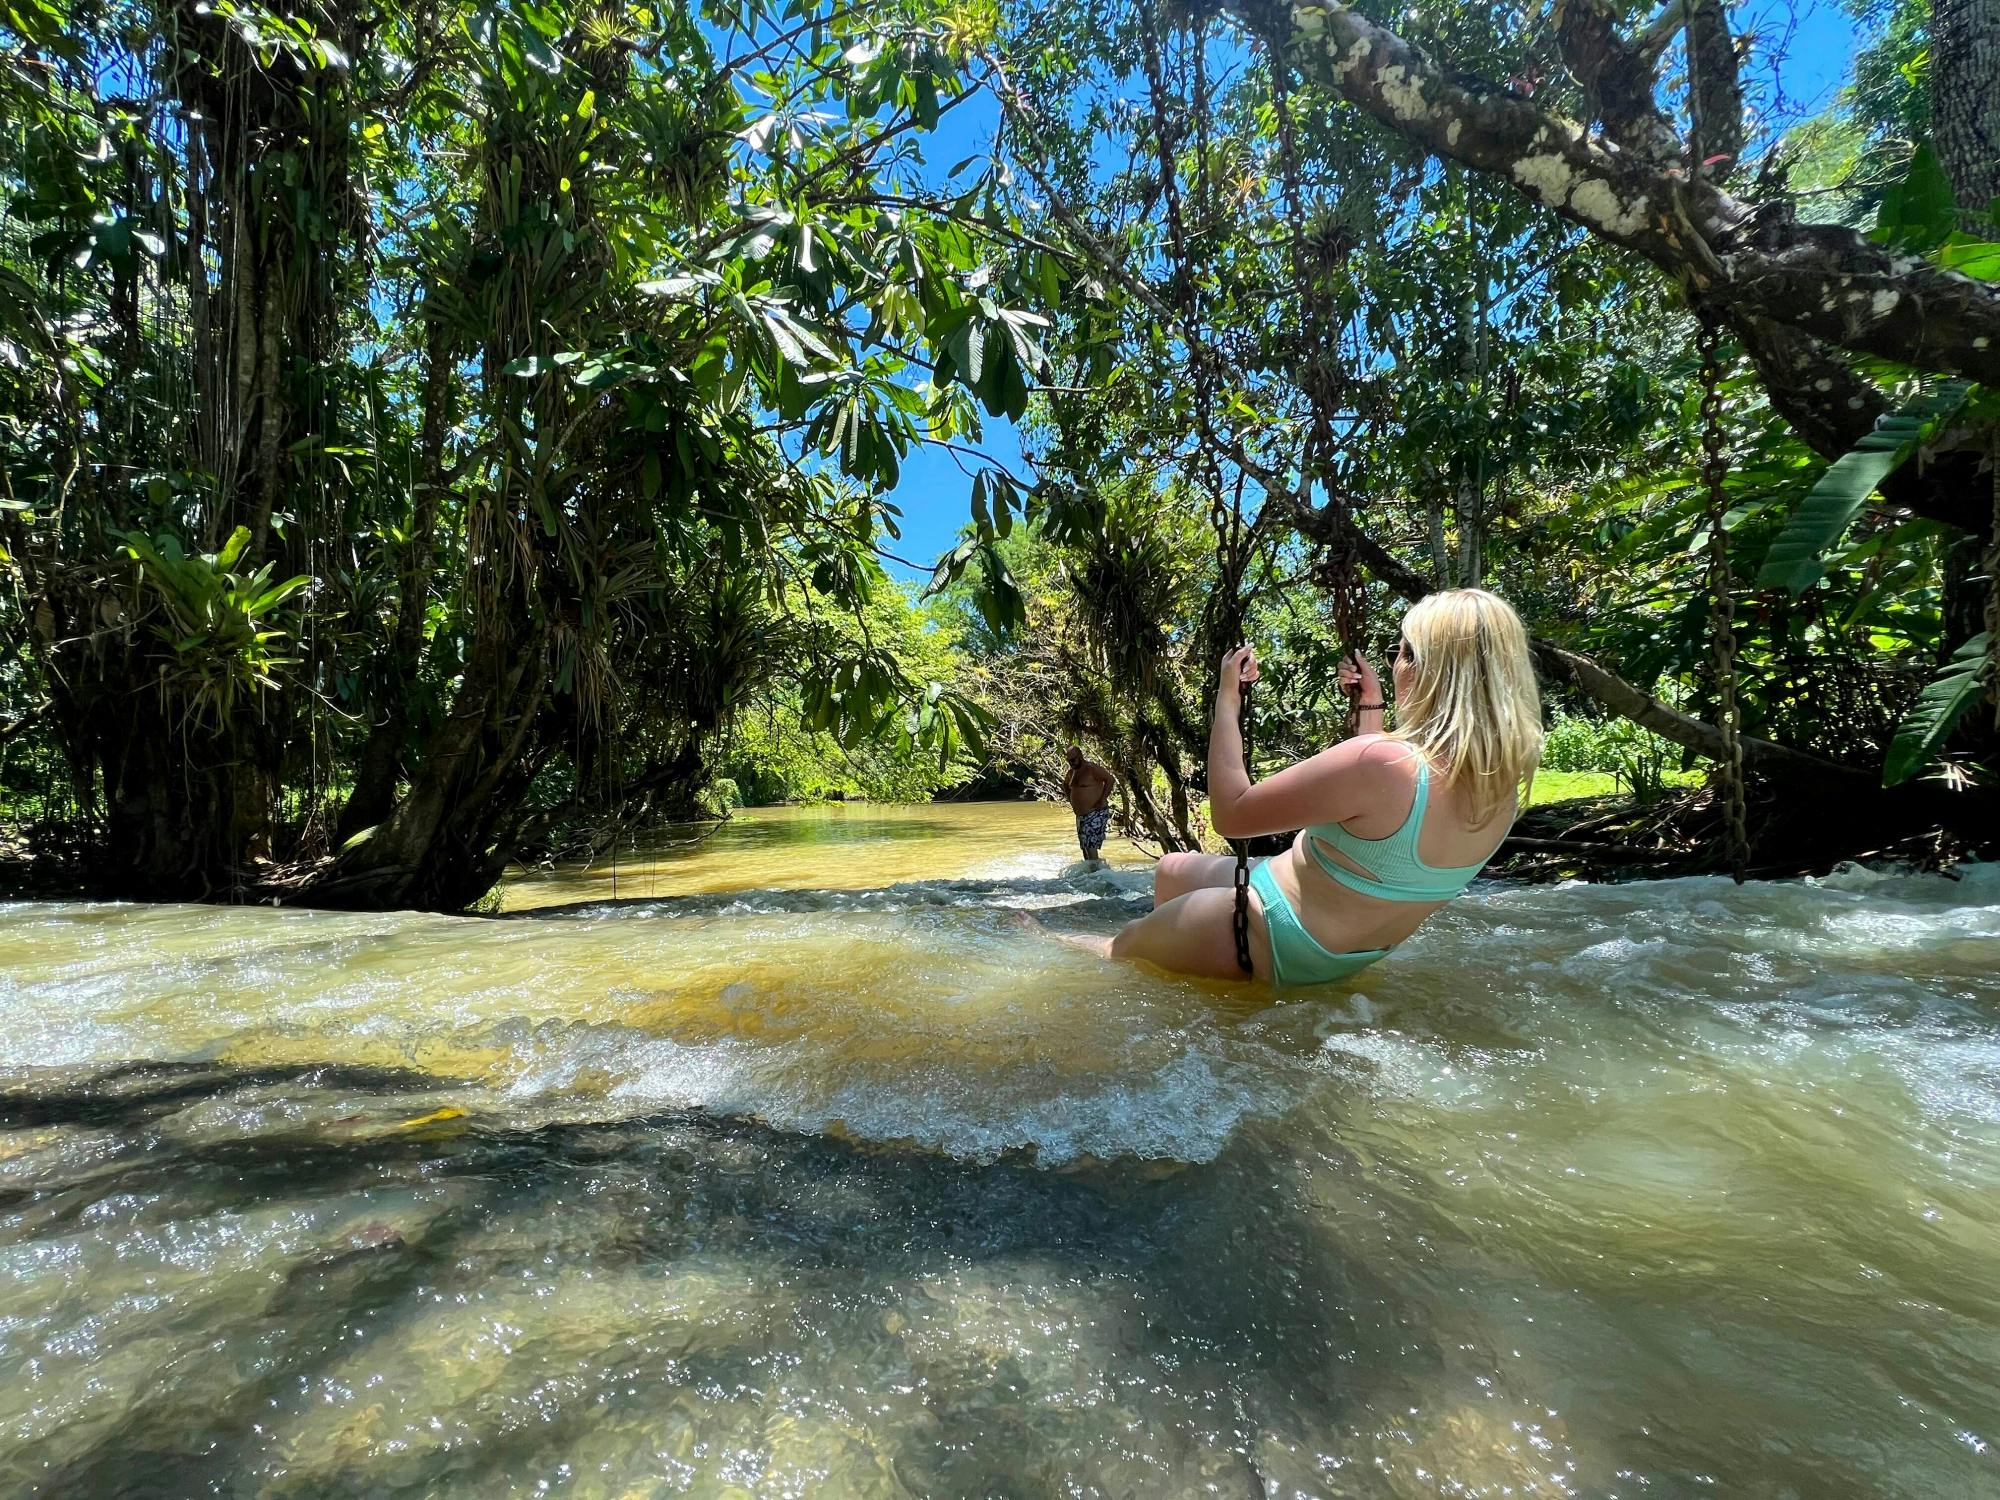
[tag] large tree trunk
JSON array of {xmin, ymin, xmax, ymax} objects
[
  {"xmin": 27, "ymin": 0, "xmax": 359, "ymax": 897},
  {"xmin": 338, "ymin": 314, "xmax": 458, "ymax": 843},
  {"xmin": 1933, "ymin": 0, "xmax": 2000, "ymax": 219},
  {"xmin": 1454, "ymin": 282, "xmax": 1487, "ymax": 588},
  {"xmin": 1425, "ymin": 491, "xmax": 1453, "ymax": 587},
  {"xmin": 327, "ymin": 604, "xmax": 555, "ymax": 909}
]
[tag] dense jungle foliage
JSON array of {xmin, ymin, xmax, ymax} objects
[{"xmin": 1, "ymin": 0, "xmax": 1996, "ymax": 906}]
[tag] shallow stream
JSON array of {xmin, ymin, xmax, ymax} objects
[{"xmin": 2, "ymin": 802, "xmax": 1997, "ymax": 1497}]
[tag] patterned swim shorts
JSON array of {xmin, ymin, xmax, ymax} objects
[{"xmin": 1075, "ymin": 807, "xmax": 1112, "ymax": 852}]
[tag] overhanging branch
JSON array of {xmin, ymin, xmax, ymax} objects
[
  {"xmin": 1233, "ymin": 1, "xmax": 2000, "ymax": 382},
  {"xmin": 1270, "ymin": 491, "xmax": 1869, "ymax": 782}
]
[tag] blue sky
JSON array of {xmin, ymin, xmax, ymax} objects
[{"xmin": 874, "ymin": 0, "xmax": 1866, "ymax": 583}]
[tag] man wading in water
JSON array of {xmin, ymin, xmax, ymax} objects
[{"xmin": 1062, "ymin": 745, "xmax": 1115, "ymax": 864}]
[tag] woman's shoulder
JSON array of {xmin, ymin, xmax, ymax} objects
[
  {"xmin": 1341, "ymin": 734, "xmax": 1423, "ymax": 770},
  {"xmin": 1323, "ymin": 735, "xmax": 1424, "ymax": 793}
]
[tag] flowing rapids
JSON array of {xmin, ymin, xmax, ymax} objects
[{"xmin": 1, "ymin": 802, "xmax": 1996, "ymax": 1498}]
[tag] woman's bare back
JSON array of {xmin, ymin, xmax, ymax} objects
[{"xmin": 1272, "ymin": 741, "xmax": 1515, "ymax": 955}]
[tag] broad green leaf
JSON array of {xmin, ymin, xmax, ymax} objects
[
  {"xmin": 1883, "ymin": 634, "xmax": 1992, "ymax": 786},
  {"xmin": 1936, "ymin": 234, "xmax": 2000, "ymax": 280},
  {"xmin": 1873, "ymin": 144, "xmax": 1957, "ymax": 253},
  {"xmin": 215, "ymin": 525, "xmax": 252, "ymax": 570},
  {"xmin": 520, "ymin": 31, "xmax": 562, "ymax": 74},
  {"xmin": 1756, "ymin": 381, "xmax": 1973, "ymax": 593}
]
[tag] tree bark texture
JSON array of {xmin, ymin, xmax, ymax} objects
[{"xmin": 1933, "ymin": 0, "xmax": 2000, "ymax": 218}]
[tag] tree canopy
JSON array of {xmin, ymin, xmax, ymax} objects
[{"xmin": 1, "ymin": 0, "xmax": 1994, "ymax": 904}]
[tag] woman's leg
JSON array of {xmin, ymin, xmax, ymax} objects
[
  {"xmin": 1153, "ymin": 851, "xmax": 1248, "ymax": 905},
  {"xmin": 1109, "ymin": 887, "xmax": 1268, "ymax": 981}
]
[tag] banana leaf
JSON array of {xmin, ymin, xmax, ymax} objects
[
  {"xmin": 1882, "ymin": 633, "xmax": 1992, "ymax": 787},
  {"xmin": 1757, "ymin": 381, "xmax": 1973, "ymax": 594}
]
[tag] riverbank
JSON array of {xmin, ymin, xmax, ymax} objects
[{"xmin": 3, "ymin": 781, "xmax": 1994, "ymax": 908}]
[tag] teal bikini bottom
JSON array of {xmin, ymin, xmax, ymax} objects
[{"xmin": 1248, "ymin": 861, "xmax": 1391, "ymax": 987}]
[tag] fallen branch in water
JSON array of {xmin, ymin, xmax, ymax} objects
[{"xmin": 1497, "ymin": 836, "xmax": 1686, "ymax": 862}]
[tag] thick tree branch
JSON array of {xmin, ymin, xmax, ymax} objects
[
  {"xmin": 1528, "ymin": 642, "xmax": 1864, "ymax": 781},
  {"xmin": 0, "ymin": 703, "xmax": 49, "ymax": 745},
  {"xmin": 1554, "ymin": 0, "xmax": 1680, "ymax": 162},
  {"xmin": 1632, "ymin": 2, "xmax": 1684, "ymax": 68},
  {"xmin": 1235, "ymin": 1, "xmax": 2000, "ymax": 382},
  {"xmin": 1269, "ymin": 491, "xmax": 1868, "ymax": 781},
  {"xmin": 1732, "ymin": 316, "xmax": 1993, "ymax": 534},
  {"xmin": 1683, "ymin": 0, "xmax": 1746, "ymax": 182},
  {"xmin": 1731, "ymin": 315, "xmax": 1885, "ymax": 459}
]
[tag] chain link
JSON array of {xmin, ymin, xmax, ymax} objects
[
  {"xmin": 1987, "ymin": 431, "xmax": 2000, "ymax": 733},
  {"xmin": 1697, "ymin": 316, "xmax": 1751, "ymax": 882},
  {"xmin": 1231, "ymin": 678, "xmax": 1254, "ymax": 974},
  {"xmin": 1272, "ymin": 48, "xmax": 1365, "ymax": 733}
]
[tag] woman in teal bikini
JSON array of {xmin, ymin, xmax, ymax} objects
[{"xmin": 1101, "ymin": 588, "xmax": 1543, "ymax": 986}]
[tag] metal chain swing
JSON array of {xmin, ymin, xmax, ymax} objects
[
  {"xmin": 1141, "ymin": 4, "xmax": 1260, "ymax": 972},
  {"xmin": 1271, "ymin": 48, "xmax": 1370, "ymax": 734},
  {"xmin": 1696, "ymin": 314, "xmax": 1751, "ymax": 881},
  {"xmin": 1216, "ymin": 40, "xmax": 1374, "ymax": 974},
  {"xmin": 1209, "ymin": 473, "xmax": 1258, "ymax": 976},
  {"xmin": 1187, "ymin": 17, "xmax": 1261, "ymax": 974},
  {"xmin": 1150, "ymin": 13, "xmax": 1374, "ymax": 975},
  {"xmin": 1680, "ymin": 0, "xmax": 1751, "ymax": 884}
]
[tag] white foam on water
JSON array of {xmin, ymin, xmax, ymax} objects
[
  {"xmin": 485, "ymin": 1005, "xmax": 1309, "ymax": 1166},
  {"xmin": 2, "ymin": 860, "xmax": 1997, "ymax": 1169}
]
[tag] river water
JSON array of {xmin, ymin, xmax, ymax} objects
[{"xmin": 1, "ymin": 801, "xmax": 1997, "ymax": 1498}]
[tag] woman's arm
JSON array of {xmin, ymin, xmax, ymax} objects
[
  {"xmin": 1209, "ymin": 647, "xmax": 1402, "ymax": 840},
  {"xmin": 1212, "ymin": 737, "xmax": 1401, "ymax": 840},
  {"xmin": 1208, "ymin": 661, "xmax": 1253, "ymax": 823}
]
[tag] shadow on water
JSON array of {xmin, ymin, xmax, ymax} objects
[
  {"xmin": 0, "ymin": 1060, "xmax": 1424, "ymax": 1499},
  {"xmin": 503, "ymin": 871, "xmax": 1149, "ymax": 931},
  {"xmin": 0, "ymin": 1060, "xmax": 443, "ymax": 1131}
]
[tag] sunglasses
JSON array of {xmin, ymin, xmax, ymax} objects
[{"xmin": 1395, "ymin": 635, "xmax": 1416, "ymax": 666}]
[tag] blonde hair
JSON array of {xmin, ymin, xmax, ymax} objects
[{"xmin": 1390, "ymin": 588, "xmax": 1543, "ymax": 827}]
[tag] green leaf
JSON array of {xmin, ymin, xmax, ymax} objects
[
  {"xmin": 973, "ymin": 543, "xmax": 1023, "ymax": 637},
  {"xmin": 948, "ymin": 316, "xmax": 986, "ymax": 386},
  {"xmin": 247, "ymin": 576, "xmax": 310, "ymax": 614},
  {"xmin": 520, "ymin": 31, "xmax": 563, "ymax": 74},
  {"xmin": 1936, "ymin": 234, "xmax": 2000, "ymax": 280},
  {"xmin": 1874, "ymin": 143, "xmax": 1957, "ymax": 253},
  {"xmin": 1883, "ymin": 634, "xmax": 1991, "ymax": 786},
  {"xmin": 1756, "ymin": 381, "xmax": 1973, "ymax": 593},
  {"xmin": 214, "ymin": 525, "xmax": 252, "ymax": 571}
]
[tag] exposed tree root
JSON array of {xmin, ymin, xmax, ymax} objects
[{"xmin": 1490, "ymin": 779, "xmax": 1998, "ymax": 884}]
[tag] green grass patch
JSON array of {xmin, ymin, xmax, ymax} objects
[
  {"xmin": 1526, "ymin": 768, "xmax": 1702, "ymax": 807},
  {"xmin": 1527, "ymin": 770, "xmax": 1620, "ymax": 805}
]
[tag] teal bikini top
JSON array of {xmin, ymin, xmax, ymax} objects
[{"xmin": 1302, "ymin": 755, "xmax": 1495, "ymax": 902}]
